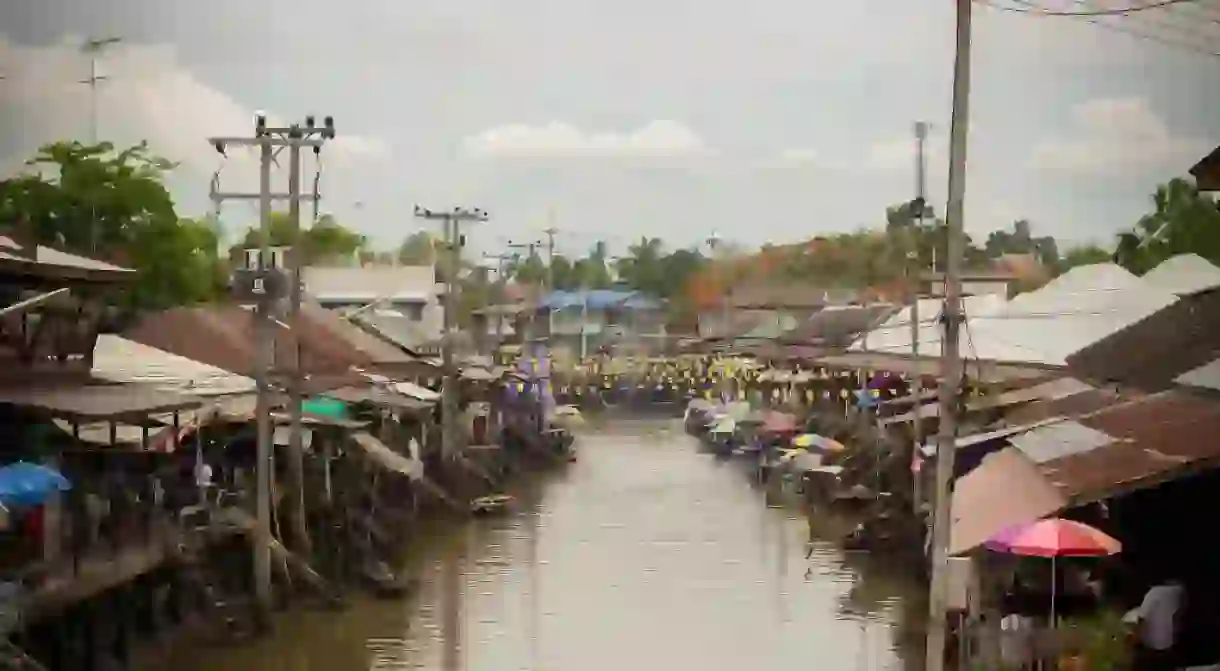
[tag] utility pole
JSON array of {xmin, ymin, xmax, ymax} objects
[
  {"xmin": 209, "ymin": 113, "xmax": 327, "ymax": 625},
  {"xmin": 706, "ymin": 232, "xmax": 727, "ymax": 338},
  {"xmin": 286, "ymin": 116, "xmax": 335, "ymax": 561},
  {"xmin": 909, "ymin": 121, "xmax": 928, "ymax": 513},
  {"xmin": 414, "ymin": 206, "xmax": 488, "ymax": 462},
  {"xmin": 508, "ymin": 239, "xmax": 543, "ymax": 349},
  {"xmin": 483, "ymin": 252, "xmax": 514, "ymax": 347},
  {"xmin": 543, "ymin": 218, "xmax": 559, "ymax": 350},
  {"xmin": 80, "ymin": 36, "xmax": 120, "ymax": 255},
  {"xmin": 925, "ymin": 0, "xmax": 973, "ymax": 668}
]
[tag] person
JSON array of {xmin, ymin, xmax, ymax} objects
[{"xmin": 1128, "ymin": 576, "xmax": 1185, "ymax": 671}]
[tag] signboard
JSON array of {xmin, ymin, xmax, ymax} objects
[{"xmin": 230, "ymin": 269, "xmax": 289, "ymax": 301}]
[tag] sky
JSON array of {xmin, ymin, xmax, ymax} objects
[{"xmin": 2, "ymin": 0, "xmax": 1219, "ymax": 260}]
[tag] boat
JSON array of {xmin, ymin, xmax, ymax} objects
[
  {"xmin": 471, "ymin": 494, "xmax": 515, "ymax": 515},
  {"xmin": 360, "ymin": 559, "xmax": 418, "ymax": 598}
]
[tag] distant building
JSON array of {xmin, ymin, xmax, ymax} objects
[
  {"xmin": 302, "ymin": 264, "xmax": 444, "ymax": 349},
  {"xmin": 530, "ymin": 289, "xmax": 667, "ymax": 358},
  {"xmin": 697, "ymin": 282, "xmax": 855, "ymax": 339},
  {"xmin": 920, "ymin": 269, "xmax": 1018, "ymax": 299}
]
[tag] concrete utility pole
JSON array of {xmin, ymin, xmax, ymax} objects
[
  {"xmin": 80, "ymin": 36, "xmax": 120, "ymax": 255},
  {"xmin": 909, "ymin": 121, "xmax": 928, "ymax": 513},
  {"xmin": 508, "ymin": 239, "xmax": 543, "ymax": 346},
  {"xmin": 414, "ymin": 205, "xmax": 488, "ymax": 462},
  {"xmin": 544, "ymin": 216, "xmax": 559, "ymax": 347},
  {"xmin": 209, "ymin": 113, "xmax": 328, "ymax": 625},
  {"xmin": 286, "ymin": 116, "xmax": 335, "ymax": 561},
  {"xmin": 483, "ymin": 252, "xmax": 514, "ymax": 345},
  {"xmin": 925, "ymin": 0, "xmax": 973, "ymax": 668},
  {"xmin": 81, "ymin": 37, "xmax": 120, "ymax": 146},
  {"xmin": 706, "ymin": 231, "xmax": 728, "ymax": 338}
]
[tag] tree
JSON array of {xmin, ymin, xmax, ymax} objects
[
  {"xmin": 0, "ymin": 141, "xmax": 225, "ymax": 308},
  {"xmin": 229, "ymin": 212, "xmax": 366, "ymax": 266},
  {"xmin": 1058, "ymin": 244, "xmax": 1113, "ymax": 272},
  {"xmin": 1114, "ymin": 177, "xmax": 1220, "ymax": 274},
  {"xmin": 397, "ymin": 231, "xmax": 437, "ymax": 265},
  {"xmin": 984, "ymin": 219, "xmax": 1060, "ymax": 268},
  {"xmin": 615, "ymin": 237, "xmax": 666, "ymax": 295},
  {"xmin": 509, "ymin": 250, "xmax": 548, "ymax": 286}
]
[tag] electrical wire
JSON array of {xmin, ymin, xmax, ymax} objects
[
  {"xmin": 978, "ymin": 0, "xmax": 1220, "ymax": 58},
  {"xmin": 978, "ymin": 0, "xmax": 1201, "ymax": 16}
]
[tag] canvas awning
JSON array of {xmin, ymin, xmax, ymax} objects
[
  {"xmin": 350, "ymin": 431, "xmax": 420, "ymax": 479},
  {"xmin": 950, "ymin": 447, "xmax": 1067, "ymax": 556}
]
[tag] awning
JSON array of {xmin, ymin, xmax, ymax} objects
[
  {"xmin": 350, "ymin": 432, "xmax": 421, "ymax": 479},
  {"xmin": 393, "ymin": 381, "xmax": 441, "ymax": 402},
  {"xmin": 950, "ymin": 447, "xmax": 1067, "ymax": 556},
  {"xmin": 0, "ymin": 383, "xmax": 203, "ymax": 422},
  {"xmin": 326, "ymin": 386, "xmax": 434, "ymax": 412}
]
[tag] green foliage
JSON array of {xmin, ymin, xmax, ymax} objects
[
  {"xmin": 985, "ymin": 219, "xmax": 1060, "ymax": 268},
  {"xmin": 0, "ymin": 141, "xmax": 224, "ymax": 308},
  {"xmin": 1059, "ymin": 244, "xmax": 1113, "ymax": 272},
  {"xmin": 397, "ymin": 230, "xmax": 436, "ymax": 265},
  {"xmin": 1114, "ymin": 177, "xmax": 1220, "ymax": 274},
  {"xmin": 230, "ymin": 212, "xmax": 366, "ymax": 266}
]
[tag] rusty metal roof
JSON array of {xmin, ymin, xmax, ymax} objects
[
  {"xmin": 1067, "ymin": 289, "xmax": 1220, "ymax": 391},
  {"xmin": 0, "ymin": 382, "xmax": 202, "ymax": 421},
  {"xmin": 1037, "ymin": 390, "xmax": 1220, "ymax": 504},
  {"xmin": 0, "ymin": 234, "xmax": 133, "ymax": 284},
  {"xmin": 124, "ymin": 304, "xmax": 370, "ymax": 380},
  {"xmin": 780, "ymin": 304, "xmax": 897, "ymax": 347}
]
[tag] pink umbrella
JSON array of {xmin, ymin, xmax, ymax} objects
[
  {"xmin": 986, "ymin": 518, "xmax": 1121, "ymax": 558},
  {"xmin": 987, "ymin": 518, "xmax": 1121, "ymax": 627}
]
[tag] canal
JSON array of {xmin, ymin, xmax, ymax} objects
[{"xmin": 140, "ymin": 417, "xmax": 924, "ymax": 670}]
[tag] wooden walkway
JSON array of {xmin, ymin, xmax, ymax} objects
[{"xmin": 20, "ymin": 524, "xmax": 184, "ymax": 622}]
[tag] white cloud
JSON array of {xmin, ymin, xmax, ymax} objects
[
  {"xmin": 1030, "ymin": 97, "xmax": 1209, "ymax": 177},
  {"xmin": 461, "ymin": 120, "xmax": 708, "ymax": 158},
  {"xmin": 0, "ymin": 36, "xmax": 390, "ymax": 183}
]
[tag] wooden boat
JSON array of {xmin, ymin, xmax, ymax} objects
[{"xmin": 470, "ymin": 494, "xmax": 515, "ymax": 515}]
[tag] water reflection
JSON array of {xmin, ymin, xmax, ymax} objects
[{"xmin": 139, "ymin": 418, "xmax": 925, "ymax": 671}]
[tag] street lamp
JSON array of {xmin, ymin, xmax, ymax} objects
[{"xmin": 706, "ymin": 231, "xmax": 728, "ymax": 338}]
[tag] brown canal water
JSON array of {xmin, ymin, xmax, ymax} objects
[{"xmin": 140, "ymin": 418, "xmax": 926, "ymax": 670}]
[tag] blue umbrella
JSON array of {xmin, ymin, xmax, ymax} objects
[{"xmin": 0, "ymin": 461, "xmax": 71, "ymax": 508}]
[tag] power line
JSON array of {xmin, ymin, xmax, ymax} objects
[
  {"xmin": 979, "ymin": 0, "xmax": 1220, "ymax": 58},
  {"xmin": 978, "ymin": 0, "xmax": 1201, "ymax": 16}
]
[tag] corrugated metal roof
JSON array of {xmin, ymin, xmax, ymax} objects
[
  {"xmin": 1141, "ymin": 254, "xmax": 1220, "ymax": 296},
  {"xmin": 1007, "ymin": 420, "xmax": 1113, "ymax": 464},
  {"xmin": 1176, "ymin": 357, "xmax": 1220, "ymax": 392},
  {"xmin": 783, "ymin": 304, "xmax": 896, "ymax": 347},
  {"xmin": 919, "ymin": 416, "xmax": 1066, "ymax": 456},
  {"xmin": 92, "ymin": 335, "xmax": 255, "ymax": 397},
  {"xmin": 963, "ymin": 276, "xmax": 1177, "ymax": 366},
  {"xmin": 0, "ymin": 383, "xmax": 202, "ymax": 421},
  {"xmin": 124, "ymin": 304, "xmax": 368, "ymax": 384},
  {"xmin": 303, "ymin": 265, "xmax": 436, "ymax": 303},
  {"xmin": 1067, "ymin": 289, "xmax": 1220, "ymax": 392},
  {"xmin": 1038, "ymin": 390, "xmax": 1220, "ymax": 503},
  {"xmin": 0, "ymin": 235, "xmax": 133, "ymax": 283}
]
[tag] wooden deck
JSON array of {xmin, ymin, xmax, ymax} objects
[{"xmin": 20, "ymin": 524, "xmax": 184, "ymax": 622}]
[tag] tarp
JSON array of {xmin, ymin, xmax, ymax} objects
[
  {"xmin": 0, "ymin": 461, "xmax": 71, "ymax": 508},
  {"xmin": 950, "ymin": 447, "xmax": 1066, "ymax": 556},
  {"xmin": 304, "ymin": 396, "xmax": 348, "ymax": 419}
]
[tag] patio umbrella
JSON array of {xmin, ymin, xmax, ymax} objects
[
  {"xmin": 987, "ymin": 518, "xmax": 1121, "ymax": 626},
  {"xmin": 792, "ymin": 433, "xmax": 846, "ymax": 453},
  {"xmin": 0, "ymin": 461, "xmax": 72, "ymax": 509},
  {"xmin": 709, "ymin": 417, "xmax": 737, "ymax": 434},
  {"xmin": 760, "ymin": 412, "xmax": 797, "ymax": 435}
]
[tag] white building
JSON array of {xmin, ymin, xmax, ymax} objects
[{"xmin": 302, "ymin": 265, "xmax": 444, "ymax": 348}]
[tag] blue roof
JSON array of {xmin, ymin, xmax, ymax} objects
[{"xmin": 539, "ymin": 290, "xmax": 661, "ymax": 311}]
